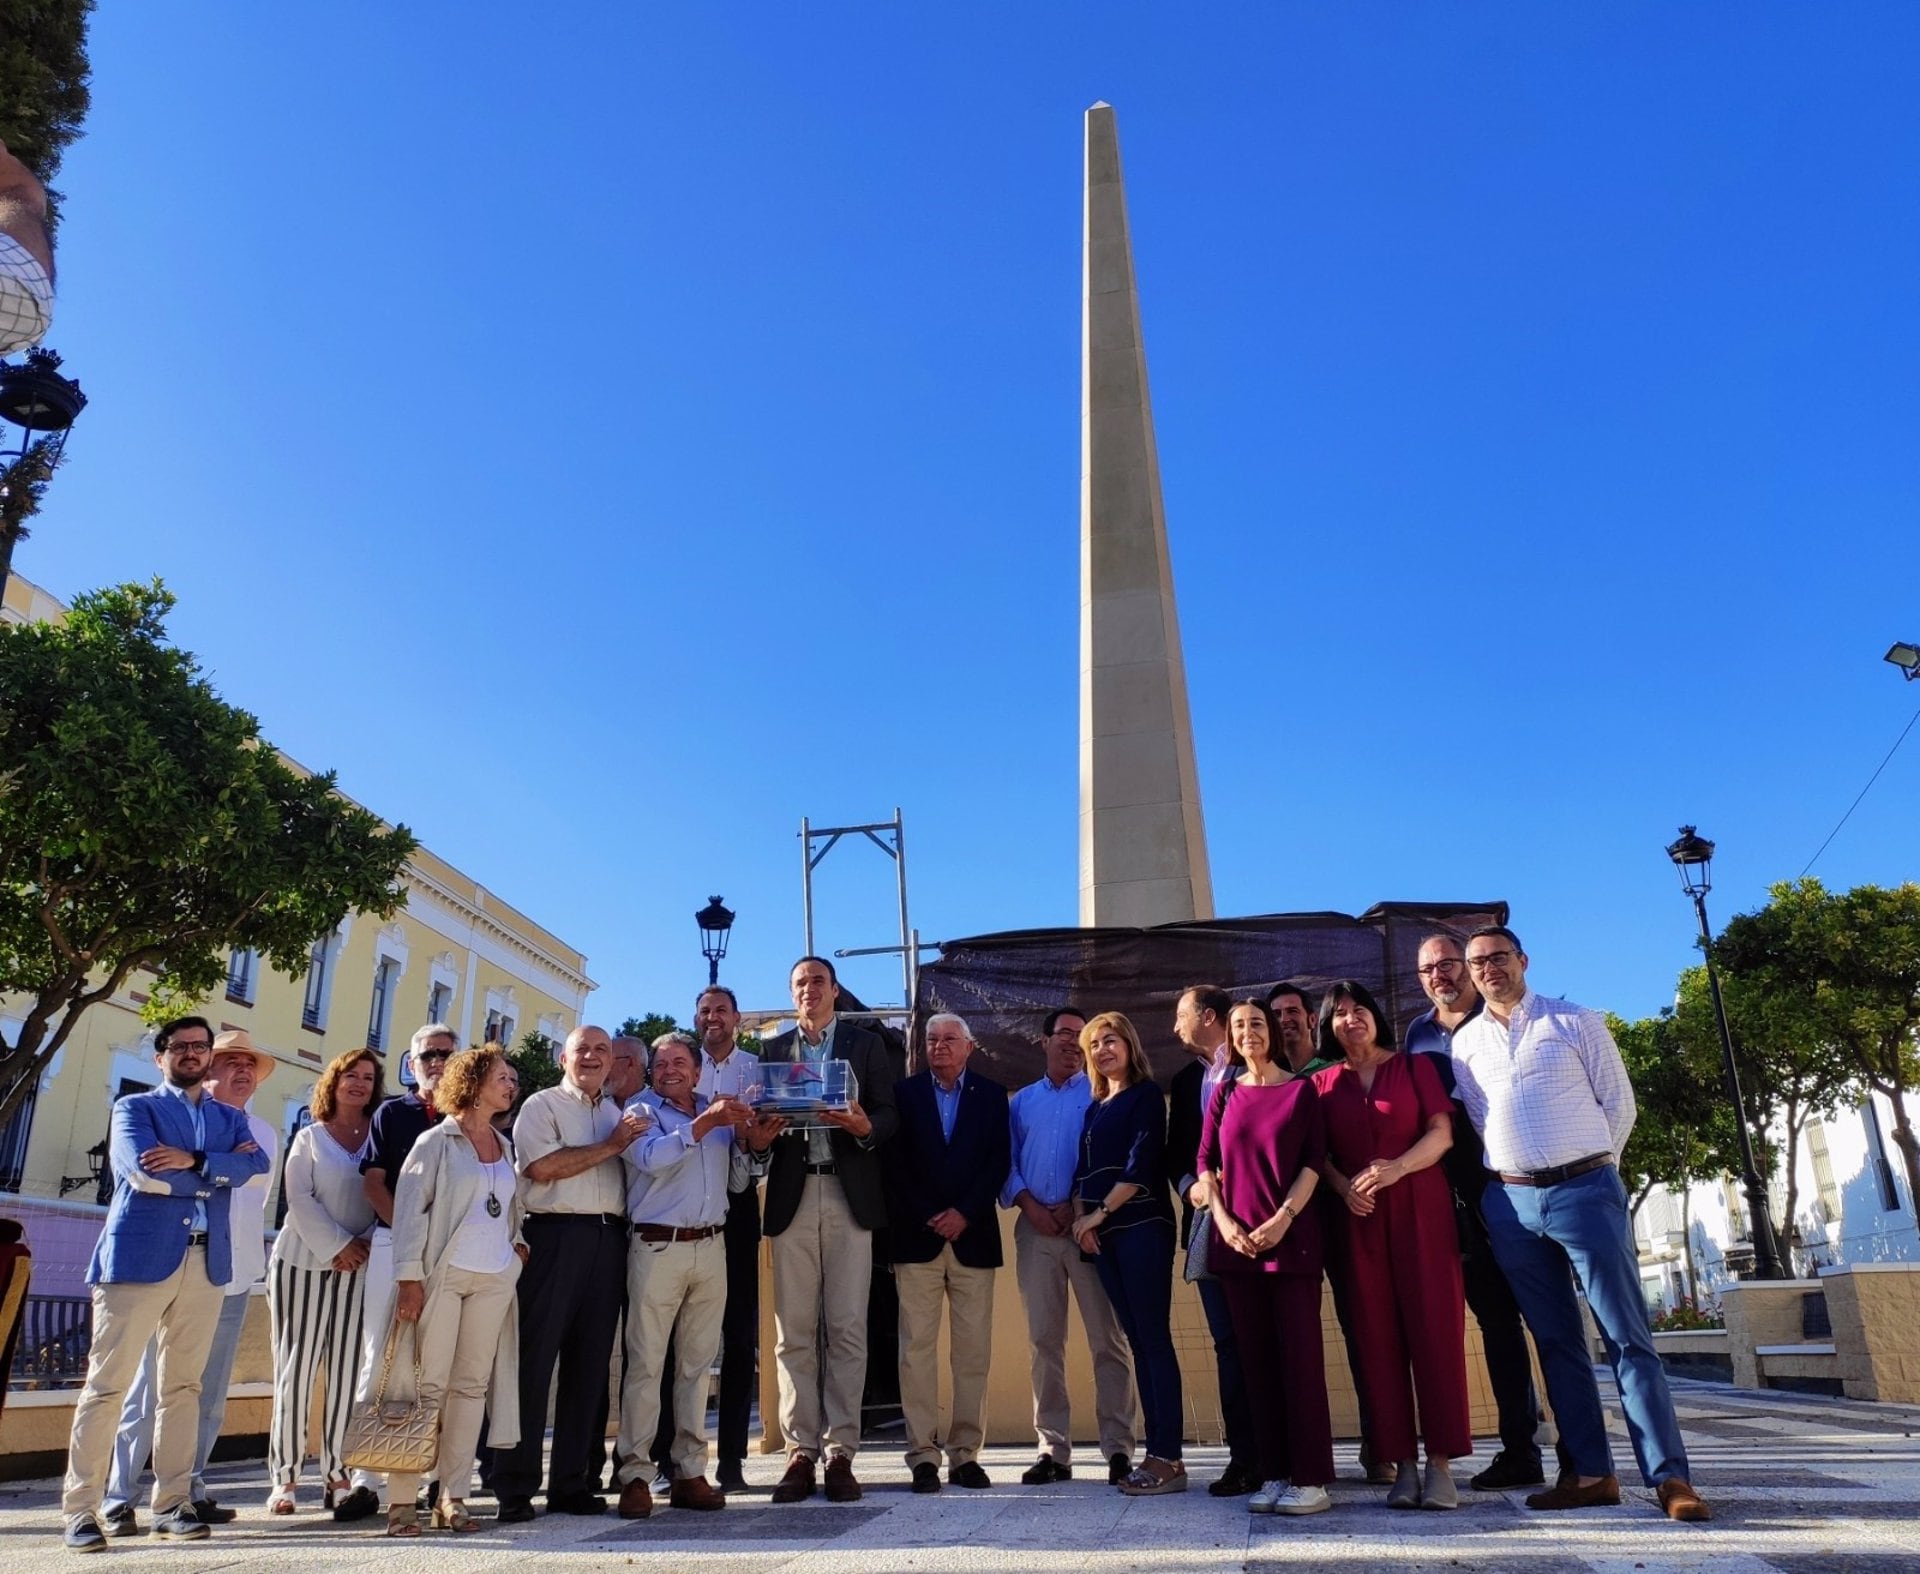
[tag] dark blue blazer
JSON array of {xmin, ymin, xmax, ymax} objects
[
  {"xmin": 887, "ymin": 1069, "xmax": 1011, "ymax": 1270},
  {"xmin": 87, "ymin": 1088, "xmax": 269, "ymax": 1287}
]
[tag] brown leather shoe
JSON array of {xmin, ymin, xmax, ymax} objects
[
  {"xmin": 669, "ymin": 1476, "xmax": 726, "ymax": 1511},
  {"xmin": 770, "ymin": 1455, "xmax": 817, "ymax": 1504},
  {"xmin": 823, "ymin": 1455, "xmax": 862, "ymax": 1502},
  {"xmin": 1525, "ymin": 1474, "xmax": 1621, "ymax": 1511},
  {"xmin": 617, "ymin": 1479, "xmax": 653, "ymax": 1519},
  {"xmin": 1657, "ymin": 1478, "xmax": 1712, "ymax": 1522}
]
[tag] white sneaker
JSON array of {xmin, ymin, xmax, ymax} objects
[
  {"xmin": 1248, "ymin": 1480, "xmax": 1286, "ymax": 1513},
  {"xmin": 1272, "ymin": 1483, "xmax": 1332, "ymax": 1516}
]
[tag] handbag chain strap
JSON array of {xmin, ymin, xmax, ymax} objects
[{"xmin": 369, "ymin": 1314, "xmax": 423, "ymax": 1410}]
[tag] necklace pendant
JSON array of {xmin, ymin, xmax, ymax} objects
[{"xmin": 485, "ymin": 1192, "xmax": 502, "ymax": 1218}]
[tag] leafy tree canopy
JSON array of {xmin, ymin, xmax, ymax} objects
[
  {"xmin": 0, "ymin": 580, "xmax": 417, "ymax": 1126},
  {"xmin": 1611, "ymin": 1005, "xmax": 1742, "ymax": 1216},
  {"xmin": 0, "ymin": 0, "xmax": 93, "ymax": 224},
  {"xmin": 506, "ymin": 1029, "xmax": 563, "ymax": 1108}
]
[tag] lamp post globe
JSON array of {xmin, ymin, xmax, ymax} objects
[
  {"xmin": 0, "ymin": 346, "xmax": 87, "ymax": 600},
  {"xmin": 696, "ymin": 895, "xmax": 736, "ymax": 988},
  {"xmin": 1664, "ymin": 826, "xmax": 1785, "ymax": 1279}
]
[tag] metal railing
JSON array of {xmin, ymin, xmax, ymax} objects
[{"xmin": 10, "ymin": 1293, "xmax": 91, "ymax": 1389}]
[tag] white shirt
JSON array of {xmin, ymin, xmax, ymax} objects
[
  {"xmin": 1450, "ymin": 988, "xmax": 1637, "ymax": 1174},
  {"xmin": 227, "ymin": 1109, "xmax": 278, "ymax": 1297},
  {"xmin": 513, "ymin": 1080, "xmax": 626, "ymax": 1215},
  {"xmin": 698, "ymin": 1046, "xmax": 760, "ymax": 1101},
  {"xmin": 273, "ymin": 1121, "xmax": 373, "ymax": 1271},
  {"xmin": 445, "ymin": 1150, "xmax": 518, "ymax": 1273}
]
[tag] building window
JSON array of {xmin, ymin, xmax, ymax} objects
[
  {"xmin": 0, "ymin": 1082, "xmax": 36, "ymax": 1192},
  {"xmin": 483, "ymin": 1008, "xmax": 515, "ymax": 1049},
  {"xmin": 1809, "ymin": 1118, "xmax": 1841, "ymax": 1223},
  {"xmin": 1863, "ymin": 1097, "xmax": 1902, "ymax": 1212},
  {"xmin": 427, "ymin": 981, "xmax": 453, "ymax": 1027},
  {"xmin": 226, "ymin": 948, "xmax": 258, "ymax": 1005},
  {"xmin": 367, "ymin": 957, "xmax": 398, "ymax": 1052},
  {"xmin": 1724, "ymin": 1176, "xmax": 1748, "ymax": 1241},
  {"xmin": 301, "ymin": 934, "xmax": 334, "ymax": 1031}
]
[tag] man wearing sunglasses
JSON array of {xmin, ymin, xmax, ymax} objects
[
  {"xmin": 1450, "ymin": 928, "xmax": 1709, "ymax": 1524},
  {"xmin": 1406, "ymin": 935, "xmax": 1546, "ymax": 1492}
]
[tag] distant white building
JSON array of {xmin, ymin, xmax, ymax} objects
[{"xmin": 1636, "ymin": 1091, "xmax": 1920, "ymax": 1310}]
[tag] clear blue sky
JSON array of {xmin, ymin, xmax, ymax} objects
[{"xmin": 24, "ymin": 3, "xmax": 1920, "ymax": 1027}]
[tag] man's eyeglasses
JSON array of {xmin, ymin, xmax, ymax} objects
[
  {"xmin": 416, "ymin": 1049, "xmax": 454, "ymax": 1064},
  {"xmin": 1466, "ymin": 951, "xmax": 1516, "ymax": 973},
  {"xmin": 163, "ymin": 1039, "xmax": 212, "ymax": 1054},
  {"xmin": 1416, "ymin": 960, "xmax": 1463, "ymax": 979}
]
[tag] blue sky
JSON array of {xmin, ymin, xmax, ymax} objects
[{"xmin": 23, "ymin": 4, "xmax": 1920, "ymax": 1027}]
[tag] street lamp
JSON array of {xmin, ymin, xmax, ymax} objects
[
  {"xmin": 1664, "ymin": 825, "xmax": 1786, "ymax": 1279},
  {"xmin": 0, "ymin": 347, "xmax": 87, "ymax": 600},
  {"xmin": 1884, "ymin": 642, "xmax": 1920, "ymax": 681},
  {"xmin": 696, "ymin": 895, "xmax": 736, "ymax": 987}
]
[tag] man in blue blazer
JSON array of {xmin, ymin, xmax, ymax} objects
[
  {"xmin": 886, "ymin": 1012, "xmax": 1010, "ymax": 1493},
  {"xmin": 60, "ymin": 1016, "xmax": 269, "ymax": 1553}
]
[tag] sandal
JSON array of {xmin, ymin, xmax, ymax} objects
[
  {"xmin": 1119, "ymin": 1456, "xmax": 1189, "ymax": 1496},
  {"xmin": 385, "ymin": 1504, "xmax": 420, "ymax": 1537},
  {"xmin": 265, "ymin": 1485, "xmax": 297, "ymax": 1515},
  {"xmin": 430, "ymin": 1498, "xmax": 481, "ymax": 1532}
]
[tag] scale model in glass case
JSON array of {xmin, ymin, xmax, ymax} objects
[{"xmin": 745, "ymin": 1058, "xmax": 856, "ymax": 1129}]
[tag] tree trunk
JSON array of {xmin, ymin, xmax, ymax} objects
[
  {"xmin": 1780, "ymin": 1109, "xmax": 1803, "ymax": 1275},
  {"xmin": 1681, "ymin": 1188, "xmax": 1699, "ymax": 1306}
]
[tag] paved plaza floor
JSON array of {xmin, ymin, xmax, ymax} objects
[{"xmin": 2, "ymin": 1377, "xmax": 1917, "ymax": 1572}]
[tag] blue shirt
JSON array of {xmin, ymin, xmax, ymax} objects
[
  {"xmin": 1002, "ymin": 1070, "xmax": 1094, "ymax": 1209},
  {"xmin": 625, "ymin": 1092, "xmax": 749, "ymax": 1228},
  {"xmin": 790, "ymin": 1018, "xmax": 837, "ymax": 1165},
  {"xmin": 157, "ymin": 1081, "xmax": 209, "ymax": 1232},
  {"xmin": 932, "ymin": 1071, "xmax": 966, "ymax": 1142}
]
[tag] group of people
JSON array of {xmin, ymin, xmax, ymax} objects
[{"xmin": 56, "ymin": 930, "xmax": 1712, "ymax": 1552}]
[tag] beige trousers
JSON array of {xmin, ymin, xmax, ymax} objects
[
  {"xmin": 895, "ymin": 1245, "xmax": 995, "ymax": 1469},
  {"xmin": 771, "ymin": 1174, "xmax": 871, "ymax": 1461},
  {"xmin": 1013, "ymin": 1216, "xmax": 1137, "ymax": 1464},
  {"xmin": 615, "ymin": 1233, "xmax": 726, "ymax": 1483},
  {"xmin": 386, "ymin": 1261, "xmax": 519, "ymax": 1506},
  {"xmin": 63, "ymin": 1246, "xmax": 224, "ymax": 1516}
]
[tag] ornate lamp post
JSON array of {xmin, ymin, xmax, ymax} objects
[
  {"xmin": 1664, "ymin": 825, "xmax": 1785, "ymax": 1279},
  {"xmin": 696, "ymin": 895, "xmax": 736, "ymax": 988},
  {"xmin": 0, "ymin": 347, "xmax": 87, "ymax": 601}
]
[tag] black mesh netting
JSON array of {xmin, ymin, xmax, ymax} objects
[{"xmin": 911, "ymin": 900, "xmax": 1509, "ymax": 1088}]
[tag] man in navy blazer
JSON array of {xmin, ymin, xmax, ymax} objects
[
  {"xmin": 60, "ymin": 1016, "xmax": 269, "ymax": 1552},
  {"xmin": 886, "ymin": 1012, "xmax": 1011, "ymax": 1493}
]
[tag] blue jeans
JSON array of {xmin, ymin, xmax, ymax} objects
[
  {"xmin": 106, "ymin": 1291, "xmax": 250, "ymax": 1511},
  {"xmin": 1479, "ymin": 1166, "xmax": 1689, "ymax": 1486},
  {"xmin": 1092, "ymin": 1219, "xmax": 1183, "ymax": 1462}
]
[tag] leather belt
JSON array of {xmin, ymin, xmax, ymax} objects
[
  {"xmin": 186, "ymin": 1232, "xmax": 209, "ymax": 1247},
  {"xmin": 633, "ymin": 1223, "xmax": 721, "ymax": 1243},
  {"xmin": 526, "ymin": 1212, "xmax": 629, "ymax": 1230},
  {"xmin": 1496, "ymin": 1153, "xmax": 1613, "ymax": 1188},
  {"xmin": 804, "ymin": 1162, "xmax": 838, "ymax": 1175}
]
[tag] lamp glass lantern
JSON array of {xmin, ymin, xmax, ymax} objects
[
  {"xmin": 1885, "ymin": 642, "xmax": 1920, "ymax": 681},
  {"xmin": 1665, "ymin": 824, "xmax": 1715, "ymax": 898},
  {"xmin": 696, "ymin": 895, "xmax": 736, "ymax": 985},
  {"xmin": 0, "ymin": 347, "xmax": 87, "ymax": 467}
]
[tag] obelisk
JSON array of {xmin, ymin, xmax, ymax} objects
[{"xmin": 1079, "ymin": 102, "xmax": 1214, "ymax": 928}]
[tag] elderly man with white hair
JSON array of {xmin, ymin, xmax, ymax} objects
[{"xmin": 885, "ymin": 1012, "xmax": 1011, "ymax": 1492}]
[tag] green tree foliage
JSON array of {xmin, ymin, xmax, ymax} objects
[
  {"xmin": 1712, "ymin": 878, "xmax": 1920, "ymax": 1215},
  {"xmin": 619, "ymin": 1013, "xmax": 681, "ymax": 1046},
  {"xmin": 1672, "ymin": 960, "xmax": 1856, "ymax": 1257},
  {"xmin": 506, "ymin": 1029, "xmax": 563, "ymax": 1108},
  {"xmin": 0, "ymin": 0, "xmax": 93, "ymax": 224},
  {"xmin": 0, "ymin": 581, "xmax": 417, "ymax": 1127}
]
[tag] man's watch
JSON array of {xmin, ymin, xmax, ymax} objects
[{"xmin": 191, "ymin": 1149, "xmax": 208, "ymax": 1175}]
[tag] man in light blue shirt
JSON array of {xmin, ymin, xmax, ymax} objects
[
  {"xmin": 613, "ymin": 1034, "xmax": 749, "ymax": 1519},
  {"xmin": 1000, "ymin": 1008, "xmax": 1134, "ymax": 1485}
]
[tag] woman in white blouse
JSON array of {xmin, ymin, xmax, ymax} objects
[
  {"xmin": 382, "ymin": 1047, "xmax": 527, "ymax": 1536},
  {"xmin": 266, "ymin": 1047, "xmax": 382, "ymax": 1518}
]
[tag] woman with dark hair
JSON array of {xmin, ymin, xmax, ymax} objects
[
  {"xmin": 1311, "ymin": 980, "xmax": 1468, "ymax": 1510},
  {"xmin": 382, "ymin": 1047, "xmax": 528, "ymax": 1535},
  {"xmin": 266, "ymin": 1047, "xmax": 384, "ymax": 1518},
  {"xmin": 1195, "ymin": 1000, "xmax": 1334, "ymax": 1515},
  {"xmin": 1070, "ymin": 1012, "xmax": 1184, "ymax": 1496}
]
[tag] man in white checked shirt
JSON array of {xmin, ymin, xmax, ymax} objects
[
  {"xmin": 1449, "ymin": 926, "xmax": 1710, "ymax": 1524},
  {"xmin": 0, "ymin": 140, "xmax": 55, "ymax": 353}
]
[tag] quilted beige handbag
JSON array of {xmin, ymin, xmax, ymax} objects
[{"xmin": 342, "ymin": 1318, "xmax": 439, "ymax": 1474}]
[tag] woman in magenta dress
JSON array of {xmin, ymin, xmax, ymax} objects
[
  {"xmin": 1311, "ymin": 979, "xmax": 1467, "ymax": 1510},
  {"xmin": 1195, "ymin": 999, "xmax": 1333, "ymax": 1516}
]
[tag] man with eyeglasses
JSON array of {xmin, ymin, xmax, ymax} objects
[
  {"xmin": 356, "ymin": 1023, "xmax": 457, "ymax": 1479},
  {"xmin": 1449, "ymin": 928, "xmax": 1710, "ymax": 1523},
  {"xmin": 1406, "ymin": 936, "xmax": 1547, "ymax": 1492},
  {"xmin": 60, "ymin": 1017, "xmax": 270, "ymax": 1552}
]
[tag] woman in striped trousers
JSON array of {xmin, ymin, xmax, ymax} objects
[{"xmin": 267, "ymin": 1047, "xmax": 383, "ymax": 1518}]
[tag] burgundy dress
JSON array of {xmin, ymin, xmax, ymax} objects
[
  {"xmin": 1312, "ymin": 1051, "xmax": 1470, "ymax": 1461},
  {"xmin": 1199, "ymin": 1075, "xmax": 1334, "ymax": 1486}
]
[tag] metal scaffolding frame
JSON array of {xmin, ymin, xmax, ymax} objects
[{"xmin": 799, "ymin": 808, "xmax": 921, "ymax": 1009}]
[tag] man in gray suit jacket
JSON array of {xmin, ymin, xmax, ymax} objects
[{"xmin": 747, "ymin": 957, "xmax": 898, "ymax": 1506}]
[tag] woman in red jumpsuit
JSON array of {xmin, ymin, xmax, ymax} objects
[{"xmin": 1311, "ymin": 979, "xmax": 1468, "ymax": 1510}]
